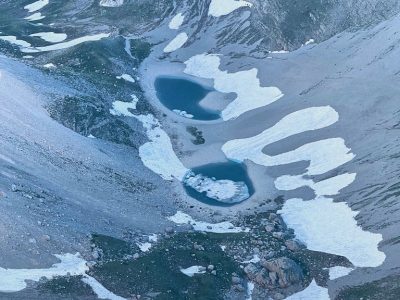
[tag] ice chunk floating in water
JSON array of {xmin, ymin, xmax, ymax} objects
[
  {"xmin": 183, "ymin": 162, "xmax": 254, "ymax": 206},
  {"xmin": 155, "ymin": 76, "xmax": 220, "ymax": 120}
]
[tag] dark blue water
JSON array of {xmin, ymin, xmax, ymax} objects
[
  {"xmin": 183, "ymin": 162, "xmax": 254, "ymax": 206},
  {"xmin": 154, "ymin": 76, "xmax": 220, "ymax": 121}
]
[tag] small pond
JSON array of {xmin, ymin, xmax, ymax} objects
[
  {"xmin": 154, "ymin": 76, "xmax": 220, "ymax": 121},
  {"xmin": 183, "ymin": 162, "xmax": 254, "ymax": 206}
]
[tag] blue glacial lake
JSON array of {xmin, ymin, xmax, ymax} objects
[
  {"xmin": 183, "ymin": 162, "xmax": 254, "ymax": 206},
  {"xmin": 154, "ymin": 76, "xmax": 221, "ymax": 121}
]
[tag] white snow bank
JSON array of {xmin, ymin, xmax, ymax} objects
[
  {"xmin": 169, "ymin": 13, "xmax": 185, "ymax": 30},
  {"xmin": 279, "ymin": 197, "xmax": 385, "ymax": 267},
  {"xmin": 43, "ymin": 63, "xmax": 56, "ymax": 68},
  {"xmin": 0, "ymin": 253, "xmax": 125, "ymax": 299},
  {"xmin": 164, "ymin": 32, "xmax": 188, "ymax": 53},
  {"xmin": 24, "ymin": 12, "xmax": 45, "ymax": 21},
  {"xmin": 21, "ymin": 33, "xmax": 110, "ymax": 53},
  {"xmin": 24, "ymin": 0, "xmax": 49, "ymax": 13},
  {"xmin": 0, "ymin": 36, "xmax": 31, "ymax": 48},
  {"xmin": 275, "ymin": 173, "xmax": 356, "ymax": 197},
  {"xmin": 137, "ymin": 242, "xmax": 152, "ymax": 252},
  {"xmin": 81, "ymin": 275, "xmax": 126, "ymax": 300},
  {"xmin": 329, "ymin": 266, "xmax": 353, "ymax": 280},
  {"xmin": 184, "ymin": 171, "xmax": 249, "ymax": 204},
  {"xmin": 116, "ymin": 74, "xmax": 135, "ymax": 83},
  {"xmin": 110, "ymin": 100, "xmax": 137, "ymax": 117},
  {"xmin": 0, "ymin": 253, "xmax": 87, "ymax": 292},
  {"xmin": 222, "ymin": 106, "xmax": 348, "ymax": 175},
  {"xmin": 168, "ymin": 211, "xmax": 249, "ymax": 233},
  {"xmin": 184, "ymin": 53, "xmax": 283, "ymax": 120},
  {"xmin": 99, "ymin": 0, "xmax": 124, "ymax": 7},
  {"xmin": 134, "ymin": 114, "xmax": 189, "ymax": 181},
  {"xmin": 208, "ymin": 0, "xmax": 252, "ymax": 17},
  {"xmin": 246, "ymin": 282, "xmax": 254, "ymax": 300},
  {"xmin": 286, "ymin": 280, "xmax": 329, "ymax": 300},
  {"xmin": 180, "ymin": 266, "xmax": 206, "ymax": 277},
  {"xmin": 30, "ymin": 32, "xmax": 67, "ymax": 43}
]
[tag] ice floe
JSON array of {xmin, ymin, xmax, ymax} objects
[
  {"xmin": 180, "ymin": 266, "xmax": 206, "ymax": 277},
  {"xmin": 286, "ymin": 280, "xmax": 329, "ymax": 300},
  {"xmin": 169, "ymin": 13, "xmax": 185, "ymax": 30},
  {"xmin": 99, "ymin": 0, "xmax": 124, "ymax": 7},
  {"xmin": 164, "ymin": 32, "xmax": 188, "ymax": 53},
  {"xmin": 208, "ymin": 0, "xmax": 252, "ymax": 17},
  {"xmin": 24, "ymin": 0, "xmax": 49, "ymax": 13},
  {"xmin": 133, "ymin": 114, "xmax": 189, "ymax": 181},
  {"xmin": 43, "ymin": 63, "xmax": 56, "ymax": 68},
  {"xmin": 184, "ymin": 171, "xmax": 250, "ymax": 204},
  {"xmin": 116, "ymin": 73, "xmax": 136, "ymax": 83},
  {"xmin": 184, "ymin": 53, "xmax": 283, "ymax": 120},
  {"xmin": 172, "ymin": 109, "xmax": 194, "ymax": 119},
  {"xmin": 30, "ymin": 32, "xmax": 67, "ymax": 43},
  {"xmin": 168, "ymin": 211, "xmax": 249, "ymax": 233}
]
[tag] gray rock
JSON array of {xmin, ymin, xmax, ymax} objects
[
  {"xmin": 262, "ymin": 257, "xmax": 304, "ymax": 288},
  {"xmin": 165, "ymin": 227, "xmax": 174, "ymax": 234},
  {"xmin": 285, "ymin": 240, "xmax": 304, "ymax": 251},
  {"xmin": 232, "ymin": 276, "xmax": 241, "ymax": 284}
]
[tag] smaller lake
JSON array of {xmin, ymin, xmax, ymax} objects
[
  {"xmin": 183, "ymin": 162, "xmax": 254, "ymax": 206},
  {"xmin": 154, "ymin": 76, "xmax": 220, "ymax": 121}
]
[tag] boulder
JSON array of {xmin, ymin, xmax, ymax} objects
[{"xmin": 262, "ymin": 257, "xmax": 303, "ymax": 288}]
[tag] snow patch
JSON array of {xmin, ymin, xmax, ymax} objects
[
  {"xmin": 164, "ymin": 32, "xmax": 188, "ymax": 53},
  {"xmin": 81, "ymin": 275, "xmax": 126, "ymax": 300},
  {"xmin": 116, "ymin": 74, "xmax": 135, "ymax": 83},
  {"xmin": 180, "ymin": 266, "xmax": 206, "ymax": 277},
  {"xmin": 43, "ymin": 63, "xmax": 56, "ymax": 68},
  {"xmin": 24, "ymin": 12, "xmax": 45, "ymax": 21},
  {"xmin": 184, "ymin": 53, "xmax": 283, "ymax": 120},
  {"xmin": 30, "ymin": 32, "xmax": 67, "ymax": 43},
  {"xmin": 0, "ymin": 36, "xmax": 31, "ymax": 48},
  {"xmin": 133, "ymin": 114, "xmax": 189, "ymax": 181},
  {"xmin": 208, "ymin": 0, "xmax": 252, "ymax": 17},
  {"xmin": 137, "ymin": 242, "xmax": 152, "ymax": 252},
  {"xmin": 329, "ymin": 266, "xmax": 353, "ymax": 280},
  {"xmin": 110, "ymin": 100, "xmax": 137, "ymax": 117},
  {"xmin": 286, "ymin": 280, "xmax": 329, "ymax": 300},
  {"xmin": 168, "ymin": 211, "xmax": 249, "ymax": 233},
  {"xmin": 21, "ymin": 33, "xmax": 110, "ymax": 53},
  {"xmin": 222, "ymin": 106, "xmax": 343, "ymax": 174},
  {"xmin": 99, "ymin": 0, "xmax": 124, "ymax": 7},
  {"xmin": 279, "ymin": 197, "xmax": 385, "ymax": 267},
  {"xmin": 0, "ymin": 253, "xmax": 87, "ymax": 292},
  {"xmin": 169, "ymin": 13, "xmax": 185, "ymax": 30},
  {"xmin": 24, "ymin": 0, "xmax": 49, "ymax": 13}
]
